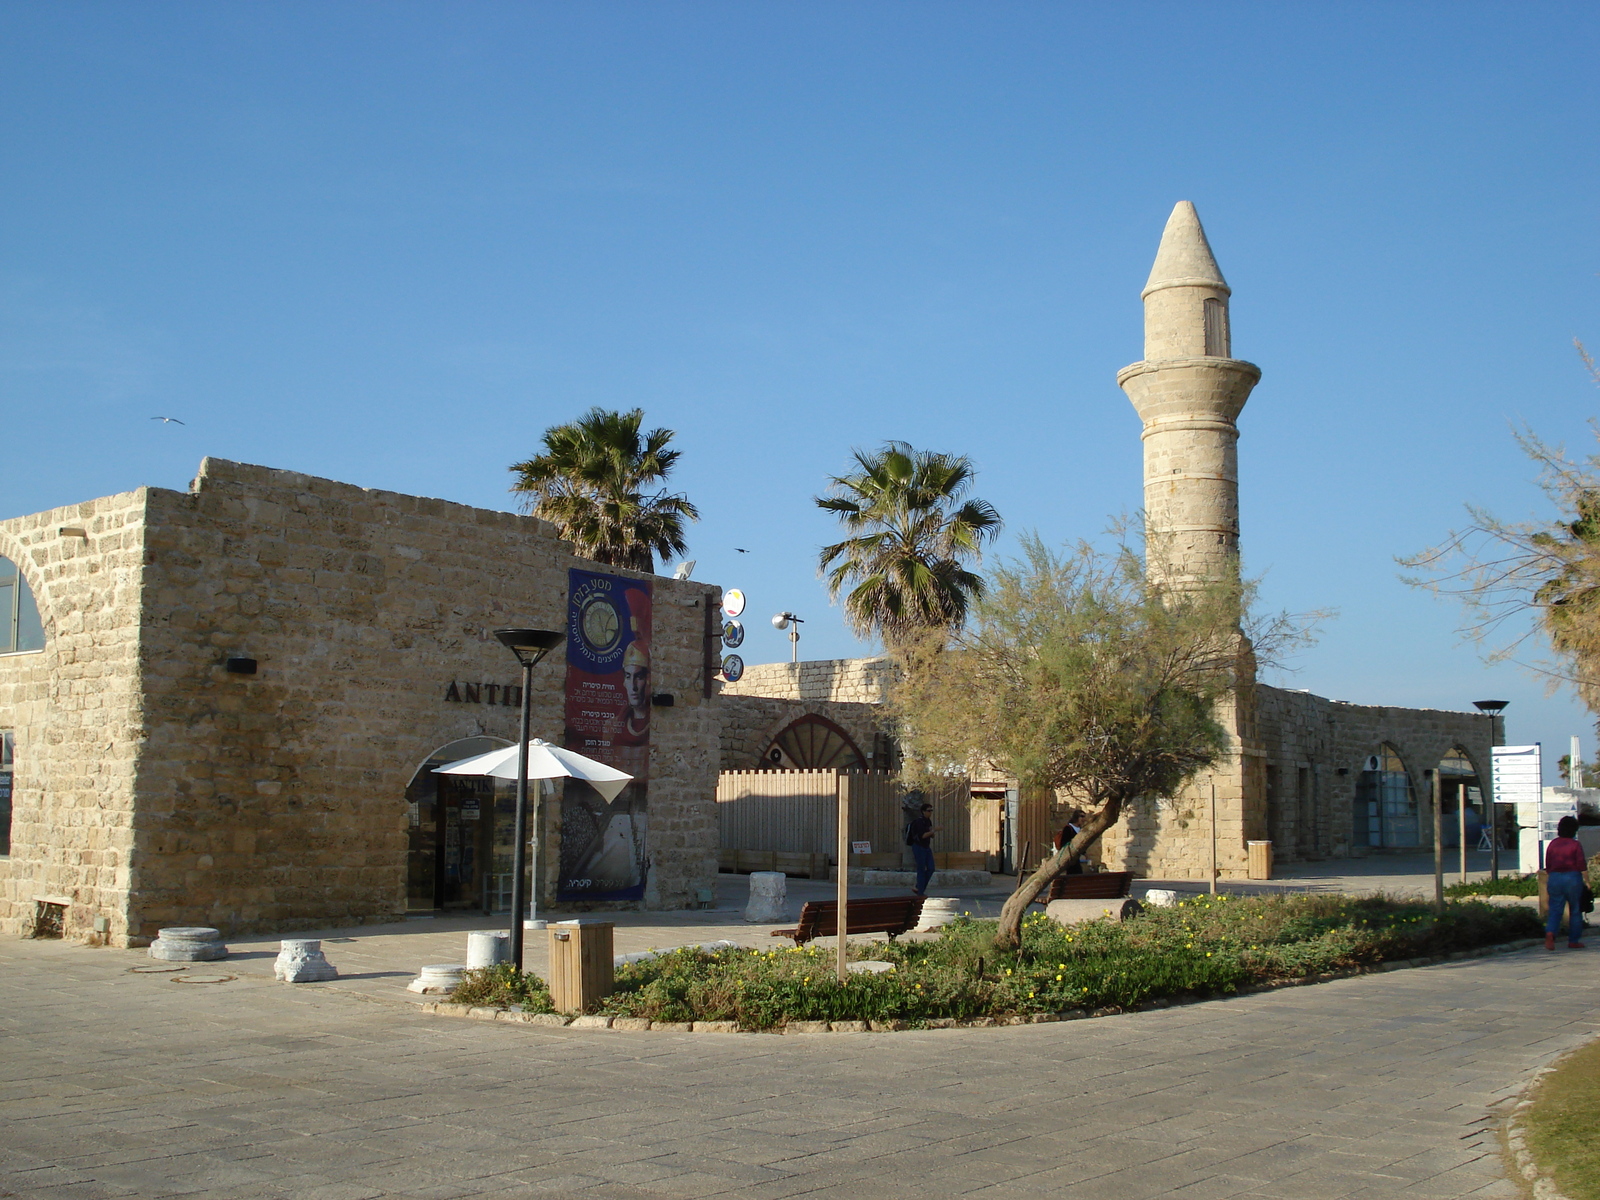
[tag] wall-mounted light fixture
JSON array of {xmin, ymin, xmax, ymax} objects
[
  {"xmin": 58, "ymin": 527, "xmax": 87, "ymax": 539},
  {"xmin": 652, "ymin": 693, "xmax": 675, "ymax": 707},
  {"xmin": 225, "ymin": 657, "xmax": 258, "ymax": 675}
]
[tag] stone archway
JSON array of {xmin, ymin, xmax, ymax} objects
[{"xmin": 404, "ymin": 736, "xmax": 511, "ymax": 913}]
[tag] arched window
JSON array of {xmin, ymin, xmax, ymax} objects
[
  {"xmin": 761, "ymin": 716, "xmax": 865, "ymax": 770},
  {"xmin": 1203, "ymin": 297, "xmax": 1230, "ymax": 357},
  {"xmin": 0, "ymin": 557, "xmax": 43, "ymax": 654},
  {"xmin": 1353, "ymin": 744, "xmax": 1418, "ymax": 848}
]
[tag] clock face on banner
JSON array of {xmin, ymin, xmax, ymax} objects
[
  {"xmin": 720, "ymin": 654, "xmax": 744, "ymax": 683},
  {"xmin": 721, "ymin": 620, "xmax": 744, "ymax": 649},
  {"xmin": 722, "ymin": 589, "xmax": 746, "ymax": 618},
  {"xmin": 579, "ymin": 594, "xmax": 622, "ymax": 653}
]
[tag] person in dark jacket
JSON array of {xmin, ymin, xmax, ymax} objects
[
  {"xmin": 1054, "ymin": 809, "xmax": 1085, "ymax": 874},
  {"xmin": 907, "ymin": 803, "xmax": 937, "ymax": 896},
  {"xmin": 1544, "ymin": 814, "xmax": 1588, "ymax": 951}
]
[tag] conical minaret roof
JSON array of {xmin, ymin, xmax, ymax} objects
[{"xmin": 1142, "ymin": 201, "xmax": 1229, "ymax": 298}]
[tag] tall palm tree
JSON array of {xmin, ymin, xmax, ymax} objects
[
  {"xmin": 816, "ymin": 441, "xmax": 1002, "ymax": 645},
  {"xmin": 510, "ymin": 407, "xmax": 699, "ymax": 573}
]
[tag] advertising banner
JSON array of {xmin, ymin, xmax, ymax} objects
[{"xmin": 559, "ymin": 569, "xmax": 651, "ymax": 901}]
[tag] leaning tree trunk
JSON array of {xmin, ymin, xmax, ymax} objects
[{"xmin": 994, "ymin": 797, "xmax": 1125, "ymax": 950}]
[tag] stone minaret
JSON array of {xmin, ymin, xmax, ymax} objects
[
  {"xmin": 1117, "ymin": 201, "xmax": 1260, "ymax": 589},
  {"xmin": 1106, "ymin": 202, "xmax": 1265, "ymax": 879}
]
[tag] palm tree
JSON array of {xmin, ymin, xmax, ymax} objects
[
  {"xmin": 816, "ymin": 441, "xmax": 1002, "ymax": 645},
  {"xmin": 510, "ymin": 407, "xmax": 699, "ymax": 573}
]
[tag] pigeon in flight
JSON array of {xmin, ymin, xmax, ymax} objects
[
  {"xmin": 734, "ymin": 548, "xmax": 750, "ymax": 553},
  {"xmin": 150, "ymin": 416, "xmax": 186, "ymax": 425}
]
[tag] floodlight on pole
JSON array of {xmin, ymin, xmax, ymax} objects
[
  {"xmin": 494, "ymin": 627, "xmax": 564, "ymax": 970},
  {"xmin": 772, "ymin": 612, "xmax": 804, "ymax": 662},
  {"xmin": 1473, "ymin": 700, "xmax": 1509, "ymax": 881}
]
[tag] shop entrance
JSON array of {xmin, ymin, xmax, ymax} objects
[{"xmin": 405, "ymin": 737, "xmax": 514, "ymax": 914}]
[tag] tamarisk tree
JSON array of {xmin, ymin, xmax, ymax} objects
[{"xmin": 892, "ymin": 533, "xmax": 1304, "ymax": 950}]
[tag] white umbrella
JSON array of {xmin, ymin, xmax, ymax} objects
[{"xmin": 433, "ymin": 738, "xmax": 632, "ymax": 800}]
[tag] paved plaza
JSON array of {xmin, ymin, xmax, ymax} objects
[{"xmin": 3, "ymin": 853, "xmax": 1596, "ymax": 1200}]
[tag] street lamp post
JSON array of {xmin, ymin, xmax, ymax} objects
[
  {"xmin": 495, "ymin": 628, "xmax": 565, "ymax": 971},
  {"xmin": 772, "ymin": 612, "xmax": 804, "ymax": 663},
  {"xmin": 1474, "ymin": 700, "xmax": 1509, "ymax": 881}
]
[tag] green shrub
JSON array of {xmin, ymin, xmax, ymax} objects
[
  {"xmin": 1444, "ymin": 874, "xmax": 1539, "ymax": 898},
  {"xmin": 448, "ymin": 963, "xmax": 556, "ymax": 1013},
  {"xmin": 575, "ymin": 894, "xmax": 1539, "ymax": 1030}
]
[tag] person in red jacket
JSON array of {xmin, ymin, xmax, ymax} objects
[{"xmin": 1544, "ymin": 815, "xmax": 1588, "ymax": 951}]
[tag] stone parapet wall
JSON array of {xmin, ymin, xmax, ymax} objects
[{"xmin": 720, "ymin": 657, "xmax": 891, "ymax": 705}]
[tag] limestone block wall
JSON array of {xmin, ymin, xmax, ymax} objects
[
  {"xmin": 720, "ymin": 657, "xmax": 891, "ymax": 705},
  {"xmin": 0, "ymin": 491, "xmax": 149, "ymax": 942},
  {"xmin": 1100, "ymin": 683, "xmax": 1491, "ymax": 879},
  {"xmin": 717, "ymin": 694, "xmax": 887, "ymax": 772}
]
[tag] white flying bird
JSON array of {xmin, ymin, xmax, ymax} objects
[{"xmin": 150, "ymin": 416, "xmax": 186, "ymax": 425}]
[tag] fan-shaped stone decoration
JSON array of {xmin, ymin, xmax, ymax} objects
[
  {"xmin": 274, "ymin": 939, "xmax": 337, "ymax": 983},
  {"xmin": 744, "ymin": 871, "xmax": 787, "ymax": 923},
  {"xmin": 915, "ymin": 897, "xmax": 961, "ymax": 931},
  {"xmin": 407, "ymin": 964, "xmax": 467, "ymax": 994},
  {"xmin": 149, "ymin": 927, "xmax": 228, "ymax": 961}
]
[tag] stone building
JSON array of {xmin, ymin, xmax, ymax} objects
[
  {"xmin": 723, "ymin": 203, "xmax": 1496, "ymax": 879},
  {"xmin": 0, "ymin": 458, "xmax": 722, "ymax": 945}
]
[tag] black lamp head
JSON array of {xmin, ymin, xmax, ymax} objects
[
  {"xmin": 495, "ymin": 628, "xmax": 564, "ymax": 667},
  {"xmin": 1473, "ymin": 700, "xmax": 1509, "ymax": 714}
]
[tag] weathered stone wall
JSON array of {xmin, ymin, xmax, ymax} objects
[
  {"xmin": 717, "ymin": 694, "xmax": 886, "ymax": 772},
  {"xmin": 1100, "ymin": 683, "xmax": 1491, "ymax": 879},
  {"xmin": 1, "ymin": 459, "xmax": 723, "ymax": 944},
  {"xmin": 0, "ymin": 490, "xmax": 149, "ymax": 943},
  {"xmin": 720, "ymin": 657, "xmax": 891, "ymax": 705}
]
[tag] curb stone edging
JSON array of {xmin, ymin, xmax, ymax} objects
[
  {"xmin": 418, "ymin": 937, "xmax": 1546, "ymax": 1036},
  {"xmin": 1505, "ymin": 1060, "xmax": 1580, "ymax": 1200}
]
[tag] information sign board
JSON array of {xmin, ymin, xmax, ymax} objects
[{"xmin": 1490, "ymin": 744, "xmax": 1542, "ymax": 808}]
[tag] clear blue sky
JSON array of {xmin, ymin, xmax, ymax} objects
[{"xmin": 4, "ymin": 3, "xmax": 1598, "ymax": 779}]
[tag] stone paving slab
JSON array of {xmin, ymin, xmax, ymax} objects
[{"xmin": 1, "ymin": 932, "xmax": 1597, "ymax": 1199}]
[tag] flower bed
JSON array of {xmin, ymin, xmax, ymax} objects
[{"xmin": 448, "ymin": 893, "xmax": 1541, "ymax": 1031}]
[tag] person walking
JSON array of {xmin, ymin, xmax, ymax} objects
[
  {"xmin": 907, "ymin": 802, "xmax": 938, "ymax": 896},
  {"xmin": 1054, "ymin": 809, "xmax": 1085, "ymax": 875},
  {"xmin": 1544, "ymin": 814, "xmax": 1588, "ymax": 951}
]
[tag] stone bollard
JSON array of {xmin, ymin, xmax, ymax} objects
[
  {"xmin": 1143, "ymin": 889, "xmax": 1180, "ymax": 908},
  {"xmin": 149, "ymin": 927, "xmax": 228, "ymax": 962},
  {"xmin": 744, "ymin": 871, "xmax": 787, "ymax": 923},
  {"xmin": 916, "ymin": 897, "xmax": 962, "ymax": 931},
  {"xmin": 466, "ymin": 931, "xmax": 510, "ymax": 968},
  {"xmin": 274, "ymin": 939, "xmax": 338, "ymax": 983},
  {"xmin": 1045, "ymin": 898, "xmax": 1143, "ymax": 927},
  {"xmin": 407, "ymin": 964, "xmax": 467, "ymax": 994}
]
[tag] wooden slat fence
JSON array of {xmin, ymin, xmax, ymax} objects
[{"xmin": 717, "ymin": 770, "xmax": 973, "ymax": 859}]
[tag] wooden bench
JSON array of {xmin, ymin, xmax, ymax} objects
[
  {"xmin": 769, "ymin": 896, "xmax": 926, "ymax": 946},
  {"xmin": 1029, "ymin": 871, "xmax": 1135, "ymax": 903}
]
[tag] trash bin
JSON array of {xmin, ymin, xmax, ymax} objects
[
  {"xmin": 1247, "ymin": 841, "xmax": 1273, "ymax": 881},
  {"xmin": 547, "ymin": 922, "xmax": 614, "ymax": 1012}
]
